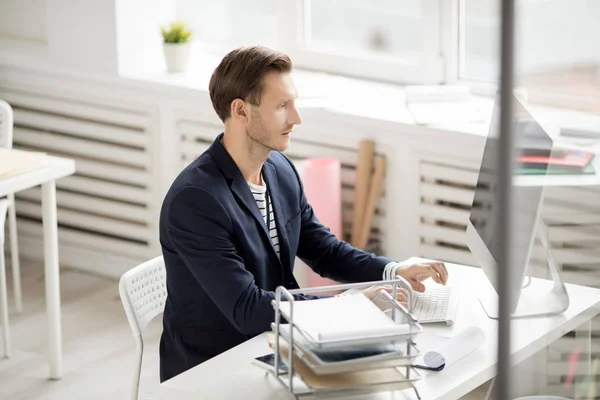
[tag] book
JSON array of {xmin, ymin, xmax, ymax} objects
[{"xmin": 517, "ymin": 149, "xmax": 594, "ymax": 171}]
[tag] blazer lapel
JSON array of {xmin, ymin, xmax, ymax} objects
[
  {"xmin": 230, "ymin": 178, "xmax": 272, "ymax": 241},
  {"xmin": 262, "ymin": 160, "xmax": 291, "ymax": 271},
  {"xmin": 208, "ymin": 134, "xmax": 282, "ymax": 258}
]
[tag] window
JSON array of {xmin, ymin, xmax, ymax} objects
[
  {"xmin": 176, "ymin": 0, "xmax": 444, "ymax": 84},
  {"xmin": 460, "ymin": 0, "xmax": 600, "ymax": 110},
  {"xmin": 175, "ymin": 0, "xmax": 599, "ymax": 109},
  {"xmin": 305, "ymin": 0, "xmax": 421, "ymax": 60}
]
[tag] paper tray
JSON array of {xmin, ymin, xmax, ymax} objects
[
  {"xmin": 270, "ymin": 278, "xmax": 424, "ymax": 399},
  {"xmin": 269, "ymin": 333, "xmax": 421, "ymax": 392},
  {"xmin": 276, "ymin": 289, "xmax": 422, "ymax": 351},
  {"xmin": 269, "ymin": 328, "xmax": 419, "ymax": 375}
]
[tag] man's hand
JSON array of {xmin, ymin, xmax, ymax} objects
[
  {"xmin": 362, "ymin": 285, "xmax": 409, "ymax": 308},
  {"xmin": 396, "ymin": 261, "xmax": 448, "ymax": 292}
]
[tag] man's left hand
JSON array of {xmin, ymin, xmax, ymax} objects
[{"xmin": 396, "ymin": 260, "xmax": 448, "ymax": 292}]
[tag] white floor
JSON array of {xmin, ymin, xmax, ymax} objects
[{"xmin": 0, "ymin": 259, "xmax": 161, "ymax": 400}]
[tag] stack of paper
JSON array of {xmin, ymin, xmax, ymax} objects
[
  {"xmin": 0, "ymin": 149, "xmax": 47, "ymax": 180},
  {"xmin": 278, "ymin": 293, "xmax": 411, "ymax": 343}
]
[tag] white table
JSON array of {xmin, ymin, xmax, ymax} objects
[
  {"xmin": 0, "ymin": 155, "xmax": 75, "ymax": 379},
  {"xmin": 157, "ymin": 263, "xmax": 600, "ymax": 400}
]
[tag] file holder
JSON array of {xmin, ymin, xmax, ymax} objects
[{"xmin": 270, "ymin": 278, "xmax": 424, "ymax": 399}]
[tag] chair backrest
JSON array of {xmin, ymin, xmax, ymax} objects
[
  {"xmin": 119, "ymin": 256, "xmax": 167, "ymax": 337},
  {"xmin": 0, "ymin": 100, "xmax": 14, "ymax": 149}
]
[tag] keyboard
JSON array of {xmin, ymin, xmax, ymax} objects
[{"xmin": 411, "ymin": 286, "xmax": 459, "ymax": 326}]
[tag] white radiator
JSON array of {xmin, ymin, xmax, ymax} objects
[{"xmin": 0, "ymin": 87, "xmax": 160, "ymax": 276}]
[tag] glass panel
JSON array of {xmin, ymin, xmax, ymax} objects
[
  {"xmin": 462, "ymin": 0, "xmax": 600, "ymax": 104},
  {"xmin": 306, "ymin": 0, "xmax": 422, "ymax": 58}
]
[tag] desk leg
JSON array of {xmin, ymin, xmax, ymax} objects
[
  {"xmin": 575, "ymin": 319, "xmax": 592, "ymax": 396},
  {"xmin": 42, "ymin": 181, "xmax": 62, "ymax": 380}
]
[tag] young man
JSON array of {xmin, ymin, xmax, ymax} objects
[{"xmin": 158, "ymin": 46, "xmax": 448, "ymax": 381}]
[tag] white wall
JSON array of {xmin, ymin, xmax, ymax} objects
[
  {"xmin": 45, "ymin": 0, "xmax": 119, "ymax": 74},
  {"xmin": 0, "ymin": 0, "xmax": 47, "ymax": 42},
  {"xmin": 1, "ymin": 0, "xmax": 180, "ymax": 75},
  {"xmin": 115, "ymin": 0, "xmax": 176, "ymax": 73}
]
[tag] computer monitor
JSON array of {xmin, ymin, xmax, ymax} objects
[{"xmin": 466, "ymin": 94, "xmax": 569, "ymax": 319}]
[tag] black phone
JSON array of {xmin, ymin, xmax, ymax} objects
[{"xmin": 252, "ymin": 353, "xmax": 288, "ymax": 374}]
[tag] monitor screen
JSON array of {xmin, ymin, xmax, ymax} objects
[{"xmin": 469, "ymin": 95, "xmax": 553, "ymax": 276}]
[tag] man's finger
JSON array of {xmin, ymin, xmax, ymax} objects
[
  {"xmin": 411, "ymin": 280, "xmax": 426, "ymax": 292},
  {"xmin": 431, "ymin": 261, "xmax": 448, "ymax": 285}
]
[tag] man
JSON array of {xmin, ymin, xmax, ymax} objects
[{"xmin": 158, "ymin": 46, "xmax": 448, "ymax": 382}]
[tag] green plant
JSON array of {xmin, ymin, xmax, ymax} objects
[{"xmin": 161, "ymin": 21, "xmax": 192, "ymax": 44}]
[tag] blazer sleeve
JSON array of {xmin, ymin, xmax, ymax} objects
[
  {"xmin": 166, "ymin": 186, "xmax": 319, "ymax": 335},
  {"xmin": 283, "ymin": 157, "xmax": 393, "ymax": 283}
]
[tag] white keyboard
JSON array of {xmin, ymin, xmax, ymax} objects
[{"xmin": 411, "ymin": 286, "xmax": 459, "ymax": 326}]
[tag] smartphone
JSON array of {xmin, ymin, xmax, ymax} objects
[{"xmin": 252, "ymin": 353, "xmax": 288, "ymax": 374}]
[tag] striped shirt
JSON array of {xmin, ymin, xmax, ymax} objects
[{"xmin": 247, "ymin": 179, "xmax": 280, "ymax": 258}]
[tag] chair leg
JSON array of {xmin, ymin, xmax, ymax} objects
[
  {"xmin": 0, "ymin": 240, "xmax": 11, "ymax": 358},
  {"xmin": 132, "ymin": 336, "xmax": 143, "ymax": 400},
  {"xmin": 7, "ymin": 194, "xmax": 22, "ymax": 314}
]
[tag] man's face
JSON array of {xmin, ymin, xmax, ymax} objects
[{"xmin": 246, "ymin": 71, "xmax": 302, "ymax": 152}]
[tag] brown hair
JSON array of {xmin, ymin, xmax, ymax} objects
[{"xmin": 208, "ymin": 46, "xmax": 292, "ymax": 122}]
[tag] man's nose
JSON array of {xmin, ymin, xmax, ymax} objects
[{"xmin": 290, "ymin": 106, "xmax": 302, "ymax": 125}]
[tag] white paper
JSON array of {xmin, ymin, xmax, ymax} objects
[
  {"xmin": 417, "ymin": 327, "xmax": 485, "ymax": 369},
  {"xmin": 277, "ymin": 294, "xmax": 410, "ymax": 343}
]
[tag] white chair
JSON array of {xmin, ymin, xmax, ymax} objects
[
  {"xmin": 0, "ymin": 199, "xmax": 10, "ymax": 358},
  {"xmin": 119, "ymin": 256, "xmax": 167, "ymax": 400},
  {"xmin": 0, "ymin": 99, "xmax": 22, "ymax": 314}
]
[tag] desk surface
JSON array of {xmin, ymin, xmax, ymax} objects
[
  {"xmin": 158, "ymin": 263, "xmax": 600, "ymax": 400},
  {"xmin": 0, "ymin": 155, "xmax": 75, "ymax": 196}
]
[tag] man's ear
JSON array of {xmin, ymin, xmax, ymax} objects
[{"xmin": 231, "ymin": 99, "xmax": 249, "ymax": 123}]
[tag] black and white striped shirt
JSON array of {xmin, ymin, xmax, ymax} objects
[{"xmin": 247, "ymin": 180, "xmax": 280, "ymax": 258}]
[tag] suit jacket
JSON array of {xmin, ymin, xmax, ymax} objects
[{"xmin": 159, "ymin": 133, "xmax": 393, "ymax": 382}]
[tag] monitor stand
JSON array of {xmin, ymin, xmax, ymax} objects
[{"xmin": 479, "ymin": 220, "xmax": 570, "ymax": 319}]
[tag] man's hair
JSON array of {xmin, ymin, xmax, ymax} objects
[{"xmin": 209, "ymin": 46, "xmax": 292, "ymax": 122}]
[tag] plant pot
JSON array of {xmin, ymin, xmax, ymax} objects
[{"xmin": 163, "ymin": 42, "xmax": 191, "ymax": 73}]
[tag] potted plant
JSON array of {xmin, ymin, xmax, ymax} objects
[{"xmin": 161, "ymin": 21, "xmax": 193, "ymax": 73}]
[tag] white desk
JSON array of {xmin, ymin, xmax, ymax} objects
[
  {"xmin": 0, "ymin": 155, "xmax": 75, "ymax": 379},
  {"xmin": 157, "ymin": 263, "xmax": 600, "ymax": 400}
]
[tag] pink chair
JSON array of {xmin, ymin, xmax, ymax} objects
[{"xmin": 298, "ymin": 158, "xmax": 342, "ymax": 290}]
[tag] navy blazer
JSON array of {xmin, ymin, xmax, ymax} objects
[{"xmin": 159, "ymin": 133, "xmax": 393, "ymax": 382}]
